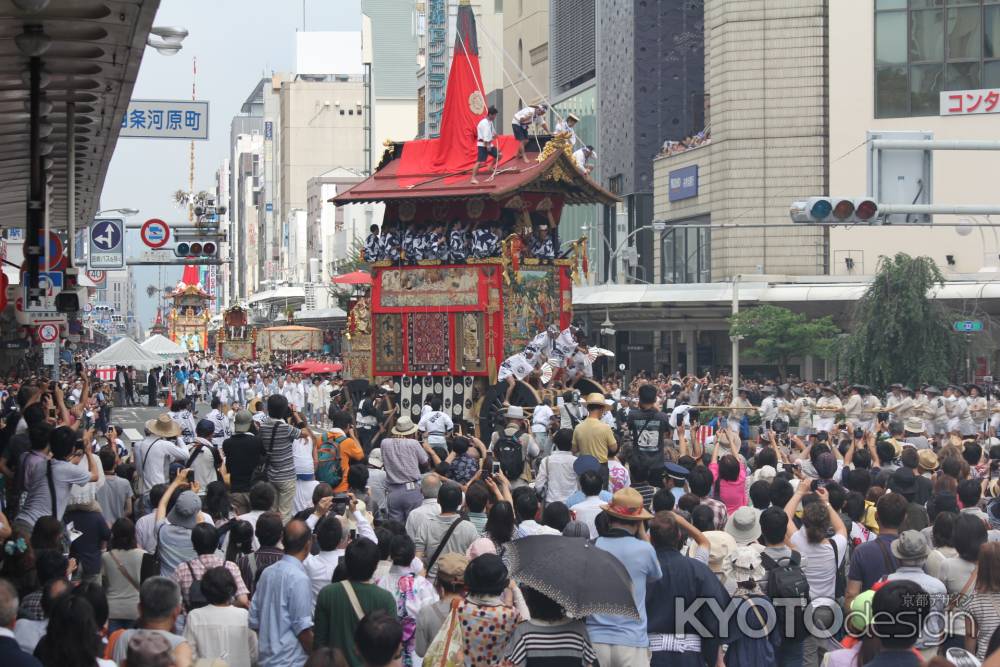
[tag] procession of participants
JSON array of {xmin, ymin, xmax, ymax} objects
[{"xmin": 2, "ymin": 343, "xmax": 1000, "ymax": 667}]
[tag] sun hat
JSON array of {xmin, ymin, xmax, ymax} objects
[
  {"xmin": 391, "ymin": 416, "xmax": 419, "ymax": 436},
  {"xmin": 368, "ymin": 448, "xmax": 384, "ymax": 469},
  {"xmin": 725, "ymin": 506, "xmax": 762, "ymax": 545},
  {"xmin": 727, "ymin": 545, "xmax": 765, "ymax": 584},
  {"xmin": 903, "ymin": 417, "xmax": 925, "ymax": 434},
  {"xmin": 436, "ymin": 553, "xmax": 469, "ymax": 586},
  {"xmin": 601, "ymin": 487, "xmax": 653, "ymax": 521},
  {"xmin": 890, "ymin": 530, "xmax": 930, "ymax": 561},
  {"xmin": 506, "ymin": 405, "xmax": 525, "ymax": 420},
  {"xmin": 917, "ymin": 450, "xmax": 939, "ymax": 473},
  {"xmin": 167, "ymin": 491, "xmax": 201, "ymax": 530},
  {"xmin": 583, "ymin": 393, "xmax": 606, "ymax": 407},
  {"xmin": 573, "ymin": 454, "xmax": 600, "ymax": 477},
  {"xmin": 146, "ymin": 414, "xmax": 182, "ymax": 438},
  {"xmin": 751, "ymin": 464, "xmax": 777, "ymax": 484},
  {"xmin": 464, "ymin": 553, "xmax": 509, "ymax": 592},
  {"xmin": 233, "ymin": 410, "xmax": 253, "ymax": 433},
  {"xmin": 465, "ymin": 537, "xmax": 498, "ymax": 560},
  {"xmin": 705, "ymin": 530, "xmax": 737, "ymax": 574}
]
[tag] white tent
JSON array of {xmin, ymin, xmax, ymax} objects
[
  {"xmin": 84, "ymin": 337, "xmax": 165, "ymax": 371},
  {"xmin": 141, "ymin": 334, "xmax": 187, "ymax": 358}
]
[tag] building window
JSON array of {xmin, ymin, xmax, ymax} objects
[
  {"xmin": 518, "ymin": 39, "xmax": 523, "ymax": 69},
  {"xmin": 661, "ymin": 218, "xmax": 711, "ymax": 284},
  {"xmin": 876, "ymin": 0, "xmax": 1000, "ymax": 118}
]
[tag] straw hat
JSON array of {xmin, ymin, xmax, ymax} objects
[
  {"xmin": 392, "ymin": 416, "xmax": 419, "ymax": 436},
  {"xmin": 584, "ymin": 392, "xmax": 606, "ymax": 407},
  {"xmin": 601, "ymin": 487, "xmax": 653, "ymax": 521},
  {"xmin": 146, "ymin": 414, "xmax": 181, "ymax": 438},
  {"xmin": 917, "ymin": 450, "xmax": 939, "ymax": 473}
]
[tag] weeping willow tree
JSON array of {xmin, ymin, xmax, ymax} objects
[{"xmin": 843, "ymin": 253, "xmax": 961, "ymax": 387}]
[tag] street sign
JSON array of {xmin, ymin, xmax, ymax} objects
[
  {"xmin": 953, "ymin": 320, "xmax": 984, "ymax": 332},
  {"xmin": 25, "ymin": 231, "xmax": 64, "ymax": 271},
  {"xmin": 85, "ymin": 269, "xmax": 106, "ymax": 287},
  {"xmin": 37, "ymin": 322, "xmax": 59, "ymax": 343},
  {"xmin": 140, "ymin": 218, "xmax": 171, "ymax": 248},
  {"xmin": 20, "ymin": 271, "xmax": 62, "ymax": 312},
  {"xmin": 89, "ymin": 219, "xmax": 124, "ymax": 269},
  {"xmin": 119, "ymin": 100, "xmax": 209, "ymax": 140}
]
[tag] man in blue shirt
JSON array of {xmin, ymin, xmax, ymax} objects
[
  {"xmin": 249, "ymin": 520, "xmax": 315, "ymax": 667},
  {"xmin": 587, "ymin": 487, "xmax": 661, "ymax": 666}
]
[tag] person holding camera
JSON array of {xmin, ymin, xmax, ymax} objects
[
  {"xmin": 258, "ymin": 394, "xmax": 313, "ymax": 521},
  {"xmin": 15, "ymin": 425, "xmax": 98, "ymax": 530}
]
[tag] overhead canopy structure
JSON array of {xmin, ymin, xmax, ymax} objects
[
  {"xmin": 140, "ymin": 333, "xmax": 186, "ymax": 358},
  {"xmin": 84, "ymin": 336, "xmax": 165, "ymax": 371},
  {"xmin": 331, "ymin": 270, "xmax": 371, "ymax": 285},
  {"xmin": 0, "ymin": 0, "xmax": 161, "ymax": 230}
]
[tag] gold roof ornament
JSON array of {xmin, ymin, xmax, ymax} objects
[{"xmin": 537, "ymin": 132, "xmax": 574, "ymax": 163}]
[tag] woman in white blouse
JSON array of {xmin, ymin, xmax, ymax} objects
[{"xmin": 183, "ymin": 566, "xmax": 258, "ymax": 665}]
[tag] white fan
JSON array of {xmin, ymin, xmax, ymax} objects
[
  {"xmin": 587, "ymin": 346, "xmax": 615, "ymax": 362},
  {"xmin": 540, "ymin": 362, "xmax": 553, "ymax": 384}
]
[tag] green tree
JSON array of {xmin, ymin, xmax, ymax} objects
[
  {"xmin": 729, "ymin": 305, "xmax": 839, "ymax": 380},
  {"xmin": 843, "ymin": 253, "xmax": 960, "ymax": 387}
]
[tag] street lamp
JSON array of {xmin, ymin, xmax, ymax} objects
[{"xmin": 147, "ymin": 26, "xmax": 188, "ymax": 56}]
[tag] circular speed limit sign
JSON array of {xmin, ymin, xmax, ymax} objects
[{"xmin": 37, "ymin": 323, "xmax": 59, "ymax": 343}]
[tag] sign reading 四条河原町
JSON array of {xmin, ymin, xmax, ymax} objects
[{"xmin": 119, "ymin": 100, "xmax": 209, "ymax": 140}]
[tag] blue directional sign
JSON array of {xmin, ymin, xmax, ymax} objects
[{"xmin": 89, "ymin": 218, "xmax": 124, "ymax": 269}]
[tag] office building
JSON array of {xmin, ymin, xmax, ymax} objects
[
  {"xmin": 503, "ymin": 0, "xmax": 549, "ymax": 119},
  {"xmin": 417, "ymin": 0, "xmax": 504, "ymax": 137},
  {"xmin": 363, "ymin": 0, "xmax": 420, "ymax": 160}
]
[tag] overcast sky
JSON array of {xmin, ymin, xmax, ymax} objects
[{"xmin": 101, "ymin": 0, "xmax": 361, "ymax": 329}]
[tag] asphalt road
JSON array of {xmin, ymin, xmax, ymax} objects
[{"xmin": 106, "ymin": 402, "xmax": 207, "ymax": 446}]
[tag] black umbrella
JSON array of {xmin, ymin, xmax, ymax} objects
[{"xmin": 504, "ymin": 535, "xmax": 639, "ymax": 619}]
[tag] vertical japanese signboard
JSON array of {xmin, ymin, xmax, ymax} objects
[
  {"xmin": 119, "ymin": 100, "xmax": 210, "ymax": 140},
  {"xmin": 426, "ymin": 0, "xmax": 447, "ymax": 137}
]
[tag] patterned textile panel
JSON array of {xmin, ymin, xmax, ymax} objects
[
  {"xmin": 379, "ymin": 266, "xmax": 480, "ymax": 308},
  {"xmin": 408, "ymin": 312, "xmax": 450, "ymax": 372},
  {"xmin": 391, "ymin": 376, "xmax": 476, "ymax": 422},
  {"xmin": 503, "ymin": 267, "xmax": 561, "ymax": 358},
  {"xmin": 453, "ymin": 312, "xmax": 487, "ymax": 374},
  {"xmin": 374, "ymin": 313, "xmax": 404, "ymax": 374}
]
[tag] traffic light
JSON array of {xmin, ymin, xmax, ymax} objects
[
  {"xmin": 174, "ymin": 240, "xmax": 218, "ymax": 258},
  {"xmin": 54, "ymin": 267, "xmax": 80, "ymax": 313},
  {"xmin": 789, "ymin": 197, "xmax": 880, "ymax": 224}
]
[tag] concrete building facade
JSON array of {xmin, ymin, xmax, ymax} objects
[
  {"xmin": 828, "ymin": 0, "xmax": 994, "ymax": 278},
  {"xmin": 502, "ymin": 0, "xmax": 549, "ymax": 119},
  {"xmin": 653, "ymin": 0, "xmax": 828, "ymax": 283},
  {"xmin": 596, "ymin": 0, "xmax": 707, "ymax": 284},
  {"xmin": 363, "ymin": 0, "xmax": 420, "ymax": 156}
]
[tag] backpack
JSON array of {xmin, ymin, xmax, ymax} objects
[
  {"xmin": 185, "ymin": 561, "xmax": 209, "ymax": 611},
  {"xmin": 316, "ymin": 432, "xmax": 347, "ymax": 487},
  {"xmin": 494, "ymin": 431, "xmax": 525, "ymax": 480},
  {"xmin": 761, "ymin": 551, "xmax": 810, "ymax": 639}
]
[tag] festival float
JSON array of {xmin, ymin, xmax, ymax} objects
[
  {"xmin": 168, "ymin": 265, "xmax": 209, "ymax": 353},
  {"xmin": 216, "ymin": 304, "xmax": 254, "ymax": 360},
  {"xmin": 333, "ymin": 0, "xmax": 617, "ymax": 437}
]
